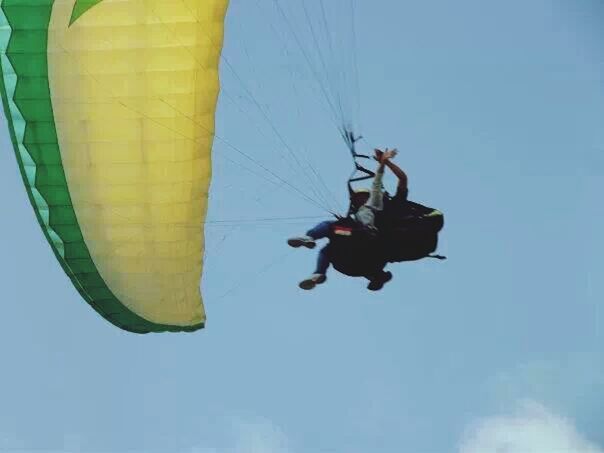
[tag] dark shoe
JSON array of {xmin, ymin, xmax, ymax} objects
[
  {"xmin": 367, "ymin": 271, "xmax": 393, "ymax": 291},
  {"xmin": 299, "ymin": 273, "xmax": 327, "ymax": 290},
  {"xmin": 288, "ymin": 236, "xmax": 316, "ymax": 249}
]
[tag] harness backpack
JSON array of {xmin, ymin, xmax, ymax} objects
[
  {"xmin": 377, "ymin": 199, "xmax": 445, "ymax": 263},
  {"xmin": 327, "ymin": 197, "xmax": 446, "ymax": 275},
  {"xmin": 325, "ymin": 217, "xmax": 386, "ymax": 278}
]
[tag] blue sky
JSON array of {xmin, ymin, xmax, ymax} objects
[{"xmin": 1, "ymin": 0, "xmax": 603, "ymax": 452}]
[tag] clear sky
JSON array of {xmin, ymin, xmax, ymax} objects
[{"xmin": 1, "ymin": 1, "xmax": 603, "ymax": 452}]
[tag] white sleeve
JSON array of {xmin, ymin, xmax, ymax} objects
[{"xmin": 366, "ymin": 166, "xmax": 385, "ymax": 210}]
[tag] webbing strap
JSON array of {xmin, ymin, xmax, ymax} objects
[{"xmin": 343, "ymin": 129, "xmax": 375, "ymax": 186}]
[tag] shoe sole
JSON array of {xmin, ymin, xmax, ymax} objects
[
  {"xmin": 299, "ymin": 274, "xmax": 327, "ymax": 290},
  {"xmin": 299, "ymin": 280, "xmax": 316, "ymax": 290},
  {"xmin": 288, "ymin": 238, "xmax": 316, "ymax": 249}
]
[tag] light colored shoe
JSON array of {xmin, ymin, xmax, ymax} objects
[
  {"xmin": 299, "ymin": 273, "xmax": 327, "ymax": 290},
  {"xmin": 287, "ymin": 236, "xmax": 316, "ymax": 249}
]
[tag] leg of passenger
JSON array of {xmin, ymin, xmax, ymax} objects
[
  {"xmin": 299, "ymin": 246, "xmax": 330, "ymax": 290},
  {"xmin": 314, "ymin": 245, "xmax": 331, "ymax": 275},
  {"xmin": 306, "ymin": 220, "xmax": 334, "ymax": 240},
  {"xmin": 288, "ymin": 220, "xmax": 333, "ymax": 249}
]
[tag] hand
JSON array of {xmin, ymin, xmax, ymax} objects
[
  {"xmin": 374, "ymin": 148, "xmax": 384, "ymax": 161},
  {"xmin": 380, "ymin": 148, "xmax": 398, "ymax": 163}
]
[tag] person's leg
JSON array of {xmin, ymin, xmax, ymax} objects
[
  {"xmin": 306, "ymin": 220, "xmax": 334, "ymax": 240},
  {"xmin": 299, "ymin": 246, "xmax": 330, "ymax": 290},
  {"xmin": 314, "ymin": 245, "xmax": 331, "ymax": 274},
  {"xmin": 288, "ymin": 220, "xmax": 334, "ymax": 248}
]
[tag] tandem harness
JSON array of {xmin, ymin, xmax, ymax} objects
[{"xmin": 332, "ymin": 130, "xmax": 446, "ymax": 270}]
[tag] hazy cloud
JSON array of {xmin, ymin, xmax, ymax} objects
[
  {"xmin": 188, "ymin": 417, "xmax": 291, "ymax": 453},
  {"xmin": 459, "ymin": 399, "xmax": 603, "ymax": 453}
]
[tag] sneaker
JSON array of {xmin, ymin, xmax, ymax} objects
[
  {"xmin": 299, "ymin": 273, "xmax": 327, "ymax": 290},
  {"xmin": 367, "ymin": 271, "xmax": 393, "ymax": 291},
  {"xmin": 287, "ymin": 236, "xmax": 316, "ymax": 249}
]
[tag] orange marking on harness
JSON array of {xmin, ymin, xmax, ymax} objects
[{"xmin": 334, "ymin": 226, "xmax": 353, "ymax": 236}]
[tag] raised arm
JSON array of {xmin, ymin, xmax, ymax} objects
[
  {"xmin": 365, "ymin": 161, "xmax": 386, "ymax": 209},
  {"xmin": 384, "ymin": 159, "xmax": 408, "ymax": 194},
  {"xmin": 374, "ymin": 148, "xmax": 408, "ymax": 195},
  {"xmin": 365, "ymin": 149, "xmax": 396, "ymax": 210}
]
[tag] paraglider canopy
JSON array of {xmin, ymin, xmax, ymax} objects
[{"xmin": 0, "ymin": 0, "xmax": 229, "ymax": 333}]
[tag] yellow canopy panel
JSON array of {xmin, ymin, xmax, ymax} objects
[{"xmin": 0, "ymin": 0, "xmax": 230, "ymax": 333}]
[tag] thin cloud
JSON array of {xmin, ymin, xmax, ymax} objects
[
  {"xmin": 188, "ymin": 417, "xmax": 291, "ymax": 453},
  {"xmin": 459, "ymin": 399, "xmax": 603, "ymax": 453},
  {"xmin": 0, "ymin": 418, "xmax": 291, "ymax": 453}
]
